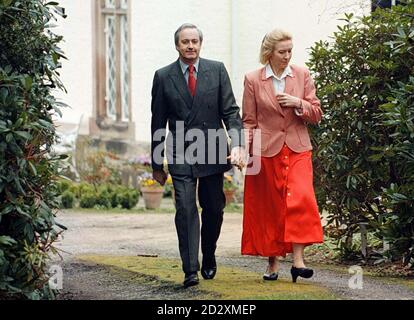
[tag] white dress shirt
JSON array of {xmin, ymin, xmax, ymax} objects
[
  {"xmin": 265, "ymin": 64, "xmax": 303, "ymax": 115},
  {"xmin": 179, "ymin": 59, "xmax": 200, "ymax": 83}
]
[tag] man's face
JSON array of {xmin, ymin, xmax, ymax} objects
[{"xmin": 176, "ymin": 28, "xmax": 202, "ymax": 64}]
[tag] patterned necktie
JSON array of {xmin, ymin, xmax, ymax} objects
[{"xmin": 188, "ymin": 64, "xmax": 197, "ymax": 97}]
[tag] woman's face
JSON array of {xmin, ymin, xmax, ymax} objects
[{"xmin": 269, "ymin": 39, "xmax": 293, "ymax": 70}]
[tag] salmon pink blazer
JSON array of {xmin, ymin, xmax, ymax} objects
[{"xmin": 242, "ymin": 65, "xmax": 322, "ymax": 157}]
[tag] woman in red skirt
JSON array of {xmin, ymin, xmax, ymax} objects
[{"xmin": 241, "ymin": 29, "xmax": 324, "ymax": 283}]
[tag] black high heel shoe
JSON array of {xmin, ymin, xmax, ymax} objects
[{"xmin": 291, "ymin": 266, "xmax": 313, "ymax": 283}]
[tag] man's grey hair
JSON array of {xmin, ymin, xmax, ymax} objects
[{"xmin": 174, "ymin": 23, "xmax": 203, "ymax": 46}]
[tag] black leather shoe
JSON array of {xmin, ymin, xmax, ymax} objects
[
  {"xmin": 291, "ymin": 266, "xmax": 314, "ymax": 283},
  {"xmin": 183, "ymin": 272, "xmax": 199, "ymax": 288},
  {"xmin": 263, "ymin": 265, "xmax": 279, "ymax": 281},
  {"xmin": 201, "ymin": 267, "xmax": 217, "ymax": 280},
  {"xmin": 263, "ymin": 272, "xmax": 278, "ymax": 281}
]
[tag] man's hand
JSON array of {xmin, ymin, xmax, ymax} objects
[
  {"xmin": 227, "ymin": 146, "xmax": 247, "ymax": 171},
  {"xmin": 153, "ymin": 169, "xmax": 168, "ymax": 186},
  {"xmin": 276, "ymin": 93, "xmax": 301, "ymax": 108}
]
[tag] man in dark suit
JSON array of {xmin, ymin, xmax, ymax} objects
[{"xmin": 151, "ymin": 23, "xmax": 245, "ymax": 288}]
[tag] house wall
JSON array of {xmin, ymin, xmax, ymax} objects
[{"xmin": 54, "ymin": 0, "xmax": 370, "ymax": 142}]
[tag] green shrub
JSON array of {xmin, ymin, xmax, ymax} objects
[
  {"xmin": 68, "ymin": 184, "xmax": 79, "ymax": 198},
  {"xmin": 79, "ymin": 192, "xmax": 97, "ymax": 209},
  {"xmin": 65, "ymin": 182, "xmax": 139, "ymax": 210},
  {"xmin": 0, "ymin": 0, "xmax": 67, "ymax": 299},
  {"xmin": 77, "ymin": 182, "xmax": 94, "ymax": 198},
  {"xmin": 308, "ymin": 2, "xmax": 414, "ymax": 265},
  {"xmin": 61, "ymin": 191, "xmax": 75, "ymax": 209},
  {"xmin": 110, "ymin": 190, "xmax": 120, "ymax": 208},
  {"xmin": 57, "ymin": 180, "xmax": 71, "ymax": 193},
  {"xmin": 109, "ymin": 185, "xmax": 123, "ymax": 208},
  {"xmin": 377, "ymin": 76, "xmax": 414, "ymax": 266},
  {"xmin": 116, "ymin": 190, "xmax": 139, "ymax": 209},
  {"xmin": 96, "ymin": 190, "xmax": 111, "ymax": 209}
]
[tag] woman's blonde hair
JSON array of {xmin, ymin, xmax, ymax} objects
[{"xmin": 259, "ymin": 29, "xmax": 293, "ymax": 65}]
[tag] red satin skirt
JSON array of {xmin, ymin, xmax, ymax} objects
[{"xmin": 241, "ymin": 145, "xmax": 323, "ymax": 257}]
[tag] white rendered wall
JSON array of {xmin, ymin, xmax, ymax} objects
[
  {"xmin": 55, "ymin": 0, "xmax": 370, "ymax": 142},
  {"xmin": 54, "ymin": 0, "xmax": 93, "ymax": 129}
]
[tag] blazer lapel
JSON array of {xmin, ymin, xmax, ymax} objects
[
  {"xmin": 186, "ymin": 58, "xmax": 210, "ymax": 124},
  {"xmin": 168, "ymin": 60, "xmax": 193, "ymax": 110},
  {"xmin": 261, "ymin": 68, "xmax": 284, "ymax": 117},
  {"xmin": 192, "ymin": 65, "xmax": 209, "ymax": 108},
  {"xmin": 282, "ymin": 72, "xmax": 297, "ymax": 117},
  {"xmin": 284, "ymin": 73, "xmax": 295, "ymax": 96}
]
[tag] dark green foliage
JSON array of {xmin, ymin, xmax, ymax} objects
[
  {"xmin": 96, "ymin": 190, "xmax": 112, "ymax": 209},
  {"xmin": 60, "ymin": 191, "xmax": 74, "ymax": 209},
  {"xmin": 72, "ymin": 182, "xmax": 139, "ymax": 210},
  {"xmin": 116, "ymin": 190, "xmax": 139, "ymax": 210},
  {"xmin": 57, "ymin": 180, "xmax": 71, "ymax": 194},
  {"xmin": 308, "ymin": 1, "xmax": 414, "ymax": 266},
  {"xmin": 76, "ymin": 182, "xmax": 94, "ymax": 198},
  {"xmin": 96, "ymin": 184, "xmax": 139, "ymax": 209},
  {"xmin": 378, "ymin": 76, "xmax": 414, "ymax": 265},
  {"xmin": 0, "ymin": 0, "xmax": 67, "ymax": 299},
  {"xmin": 79, "ymin": 192, "xmax": 97, "ymax": 209}
]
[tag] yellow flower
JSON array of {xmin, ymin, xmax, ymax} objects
[
  {"xmin": 223, "ymin": 174, "xmax": 236, "ymax": 191},
  {"xmin": 140, "ymin": 177, "xmax": 164, "ymax": 189}
]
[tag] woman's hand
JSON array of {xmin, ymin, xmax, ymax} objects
[{"xmin": 276, "ymin": 93, "xmax": 300, "ymax": 108}]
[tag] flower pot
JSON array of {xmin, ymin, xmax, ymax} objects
[
  {"xmin": 141, "ymin": 187, "xmax": 164, "ymax": 209},
  {"xmin": 224, "ymin": 189, "xmax": 236, "ymax": 204}
]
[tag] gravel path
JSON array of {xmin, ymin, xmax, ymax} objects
[{"xmin": 54, "ymin": 210, "xmax": 414, "ymax": 300}]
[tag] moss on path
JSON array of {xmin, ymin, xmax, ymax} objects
[{"xmin": 78, "ymin": 255, "xmax": 337, "ymax": 300}]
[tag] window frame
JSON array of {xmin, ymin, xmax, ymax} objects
[{"xmin": 92, "ymin": 0, "xmax": 132, "ymax": 127}]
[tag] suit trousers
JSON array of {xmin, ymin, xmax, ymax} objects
[{"xmin": 171, "ymin": 172, "xmax": 226, "ymax": 274}]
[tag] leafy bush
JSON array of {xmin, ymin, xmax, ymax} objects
[
  {"xmin": 308, "ymin": 2, "xmax": 414, "ymax": 266},
  {"xmin": 77, "ymin": 182, "xmax": 94, "ymax": 198},
  {"xmin": 68, "ymin": 184, "xmax": 79, "ymax": 198},
  {"xmin": 110, "ymin": 190, "xmax": 120, "ymax": 208},
  {"xmin": 378, "ymin": 76, "xmax": 414, "ymax": 266},
  {"xmin": 61, "ymin": 181, "xmax": 140, "ymax": 210},
  {"xmin": 116, "ymin": 190, "xmax": 139, "ymax": 210},
  {"xmin": 96, "ymin": 190, "xmax": 112, "ymax": 209},
  {"xmin": 61, "ymin": 191, "xmax": 75, "ymax": 209},
  {"xmin": 79, "ymin": 192, "xmax": 97, "ymax": 209},
  {"xmin": 0, "ymin": 0, "xmax": 67, "ymax": 299},
  {"xmin": 57, "ymin": 180, "xmax": 71, "ymax": 194}
]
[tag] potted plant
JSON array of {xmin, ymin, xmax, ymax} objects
[
  {"xmin": 223, "ymin": 174, "xmax": 237, "ymax": 204},
  {"xmin": 139, "ymin": 172, "xmax": 164, "ymax": 209}
]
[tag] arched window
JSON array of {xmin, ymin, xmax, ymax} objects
[{"xmin": 93, "ymin": 0, "xmax": 131, "ymax": 128}]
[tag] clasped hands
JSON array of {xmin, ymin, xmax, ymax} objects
[
  {"xmin": 153, "ymin": 146, "xmax": 247, "ymax": 185},
  {"xmin": 227, "ymin": 146, "xmax": 247, "ymax": 171}
]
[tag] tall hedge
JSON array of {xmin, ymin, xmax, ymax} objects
[
  {"xmin": 308, "ymin": 1, "xmax": 414, "ymax": 266},
  {"xmin": 0, "ymin": 0, "xmax": 67, "ymax": 299}
]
